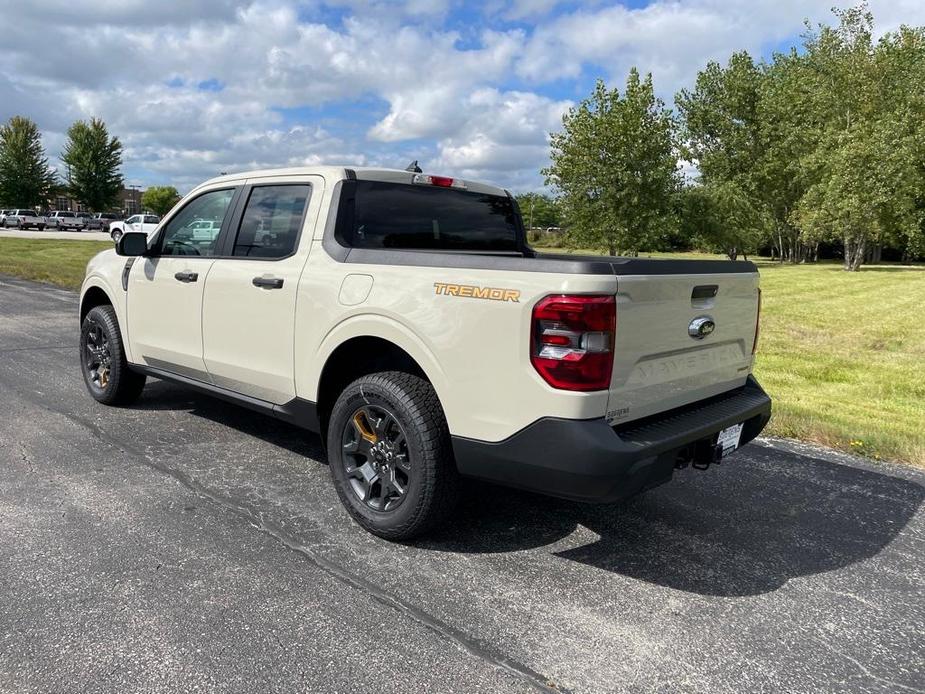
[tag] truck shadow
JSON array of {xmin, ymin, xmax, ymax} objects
[
  {"xmin": 133, "ymin": 381, "xmax": 923, "ymax": 598},
  {"xmin": 421, "ymin": 446, "xmax": 924, "ymax": 597}
]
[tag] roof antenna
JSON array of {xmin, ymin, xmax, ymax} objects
[{"xmin": 405, "ymin": 160, "xmax": 422, "ymax": 173}]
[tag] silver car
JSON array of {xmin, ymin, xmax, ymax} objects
[{"xmin": 2, "ymin": 209, "xmax": 45, "ymax": 230}]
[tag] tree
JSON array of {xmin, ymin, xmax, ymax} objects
[
  {"xmin": 789, "ymin": 6, "xmax": 925, "ymax": 269},
  {"xmin": 0, "ymin": 116, "xmax": 57, "ymax": 208},
  {"xmin": 676, "ymin": 52, "xmax": 782, "ymax": 260},
  {"xmin": 544, "ymin": 71, "xmax": 680, "ymax": 256},
  {"xmin": 61, "ymin": 118, "xmax": 123, "ymax": 212},
  {"xmin": 680, "ymin": 181, "xmax": 770, "ymax": 260},
  {"xmin": 515, "ymin": 193, "xmax": 561, "ymax": 228},
  {"xmin": 141, "ymin": 186, "xmax": 181, "ymax": 216}
]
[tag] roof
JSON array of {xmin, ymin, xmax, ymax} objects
[{"xmin": 195, "ymin": 166, "xmax": 508, "ymax": 197}]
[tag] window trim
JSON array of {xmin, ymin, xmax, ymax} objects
[{"xmin": 213, "ymin": 182, "xmax": 313, "ymax": 262}]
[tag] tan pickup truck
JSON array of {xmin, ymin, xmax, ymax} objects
[{"xmin": 79, "ymin": 166, "xmax": 771, "ymax": 539}]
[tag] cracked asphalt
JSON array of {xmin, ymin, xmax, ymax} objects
[{"xmin": 0, "ymin": 274, "xmax": 923, "ymax": 693}]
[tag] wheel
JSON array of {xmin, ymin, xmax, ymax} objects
[
  {"xmin": 111, "ymin": 229, "xmax": 123, "ymax": 242},
  {"xmin": 37, "ymin": 225, "xmax": 45, "ymax": 231},
  {"xmin": 80, "ymin": 305, "xmax": 146, "ymax": 406},
  {"xmin": 327, "ymin": 371, "xmax": 458, "ymax": 540}
]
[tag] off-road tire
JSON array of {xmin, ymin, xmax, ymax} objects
[
  {"xmin": 327, "ymin": 371, "xmax": 458, "ymax": 540},
  {"xmin": 80, "ymin": 305, "xmax": 146, "ymax": 406}
]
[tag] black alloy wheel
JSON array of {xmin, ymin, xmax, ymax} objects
[
  {"xmin": 341, "ymin": 404, "xmax": 412, "ymax": 512},
  {"xmin": 82, "ymin": 316, "xmax": 113, "ymax": 392}
]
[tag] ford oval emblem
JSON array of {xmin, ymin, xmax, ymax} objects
[{"xmin": 688, "ymin": 316, "xmax": 715, "ymax": 339}]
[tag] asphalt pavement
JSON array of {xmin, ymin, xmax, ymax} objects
[{"xmin": 0, "ymin": 274, "xmax": 922, "ymax": 693}]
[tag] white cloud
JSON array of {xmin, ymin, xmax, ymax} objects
[{"xmin": 2, "ymin": 0, "xmax": 922, "ymax": 193}]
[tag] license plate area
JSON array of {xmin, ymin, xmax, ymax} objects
[{"xmin": 716, "ymin": 422, "xmax": 744, "ymax": 457}]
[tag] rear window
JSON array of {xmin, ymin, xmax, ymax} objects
[
  {"xmin": 58, "ymin": 212, "xmax": 75, "ymax": 217},
  {"xmin": 338, "ymin": 180, "xmax": 521, "ymax": 252}
]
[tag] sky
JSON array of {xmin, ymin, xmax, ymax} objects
[{"xmin": 1, "ymin": 0, "xmax": 923, "ymax": 194}]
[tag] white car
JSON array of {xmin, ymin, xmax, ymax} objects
[{"xmin": 109, "ymin": 214, "xmax": 160, "ymax": 241}]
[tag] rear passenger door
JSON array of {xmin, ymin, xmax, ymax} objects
[{"xmin": 201, "ymin": 177, "xmax": 321, "ymax": 403}]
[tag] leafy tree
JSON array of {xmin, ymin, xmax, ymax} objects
[
  {"xmin": 61, "ymin": 118, "xmax": 123, "ymax": 212},
  {"xmin": 544, "ymin": 71, "xmax": 680, "ymax": 255},
  {"xmin": 677, "ymin": 52, "xmax": 782, "ymax": 260},
  {"xmin": 141, "ymin": 185, "xmax": 181, "ymax": 216},
  {"xmin": 0, "ymin": 116, "xmax": 57, "ymax": 208},
  {"xmin": 790, "ymin": 6, "xmax": 925, "ymax": 269},
  {"xmin": 680, "ymin": 181, "xmax": 770, "ymax": 260},
  {"xmin": 515, "ymin": 193, "xmax": 561, "ymax": 228}
]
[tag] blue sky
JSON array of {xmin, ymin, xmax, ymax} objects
[{"xmin": 1, "ymin": 0, "xmax": 922, "ymax": 193}]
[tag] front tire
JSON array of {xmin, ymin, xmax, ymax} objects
[
  {"xmin": 326, "ymin": 371, "xmax": 458, "ymax": 540},
  {"xmin": 80, "ymin": 305, "xmax": 146, "ymax": 405}
]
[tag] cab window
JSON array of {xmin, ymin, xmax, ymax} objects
[
  {"xmin": 157, "ymin": 188, "xmax": 235, "ymax": 257},
  {"xmin": 230, "ymin": 185, "xmax": 310, "ymax": 258}
]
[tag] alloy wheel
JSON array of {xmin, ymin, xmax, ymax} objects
[{"xmin": 341, "ymin": 404, "xmax": 412, "ymax": 512}]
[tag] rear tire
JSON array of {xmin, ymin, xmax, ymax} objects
[
  {"xmin": 80, "ymin": 305, "xmax": 146, "ymax": 406},
  {"xmin": 326, "ymin": 371, "xmax": 458, "ymax": 540}
]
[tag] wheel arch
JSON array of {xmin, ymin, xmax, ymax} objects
[
  {"xmin": 311, "ymin": 320, "xmax": 450, "ymax": 439},
  {"xmin": 80, "ymin": 283, "xmax": 113, "ymax": 322}
]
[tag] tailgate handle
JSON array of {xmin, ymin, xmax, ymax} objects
[{"xmin": 691, "ymin": 285, "xmax": 718, "ymax": 300}]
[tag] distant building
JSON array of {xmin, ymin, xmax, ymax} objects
[{"xmin": 45, "ymin": 186, "xmax": 147, "ymax": 216}]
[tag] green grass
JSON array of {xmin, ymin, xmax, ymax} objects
[
  {"xmin": 541, "ymin": 247, "xmax": 925, "ymax": 466},
  {"xmin": 0, "ymin": 238, "xmax": 111, "ymax": 291},
  {"xmin": 1, "ymin": 238, "xmax": 923, "ymax": 465}
]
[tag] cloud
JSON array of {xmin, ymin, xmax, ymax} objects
[{"xmin": 2, "ymin": 0, "xmax": 922, "ymax": 193}]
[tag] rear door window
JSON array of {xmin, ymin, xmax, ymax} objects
[
  {"xmin": 230, "ymin": 185, "xmax": 311, "ymax": 258},
  {"xmin": 340, "ymin": 181, "xmax": 520, "ymax": 252}
]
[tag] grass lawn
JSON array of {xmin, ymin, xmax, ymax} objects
[
  {"xmin": 1, "ymin": 238, "xmax": 923, "ymax": 465},
  {"xmin": 541, "ymin": 247, "xmax": 925, "ymax": 466},
  {"xmin": 0, "ymin": 237, "xmax": 111, "ymax": 291}
]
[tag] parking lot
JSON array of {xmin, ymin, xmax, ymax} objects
[{"xmin": 0, "ymin": 274, "xmax": 922, "ymax": 693}]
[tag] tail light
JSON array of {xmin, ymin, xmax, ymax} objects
[
  {"xmin": 531, "ymin": 294, "xmax": 615, "ymax": 391},
  {"xmin": 752, "ymin": 288, "xmax": 762, "ymax": 354}
]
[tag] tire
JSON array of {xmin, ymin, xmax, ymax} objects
[
  {"xmin": 80, "ymin": 305, "xmax": 146, "ymax": 406},
  {"xmin": 326, "ymin": 371, "xmax": 458, "ymax": 540},
  {"xmin": 38, "ymin": 225, "xmax": 45, "ymax": 231},
  {"xmin": 111, "ymin": 229, "xmax": 123, "ymax": 242}
]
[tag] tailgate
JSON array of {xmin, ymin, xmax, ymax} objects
[{"xmin": 606, "ymin": 272, "xmax": 759, "ymax": 425}]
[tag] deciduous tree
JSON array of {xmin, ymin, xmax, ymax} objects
[
  {"xmin": 141, "ymin": 185, "xmax": 181, "ymax": 216},
  {"xmin": 544, "ymin": 71, "xmax": 680, "ymax": 256},
  {"xmin": 61, "ymin": 118, "xmax": 123, "ymax": 213}
]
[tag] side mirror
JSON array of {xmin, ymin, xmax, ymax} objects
[{"xmin": 115, "ymin": 231, "xmax": 148, "ymax": 257}]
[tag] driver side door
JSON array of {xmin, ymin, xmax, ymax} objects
[{"xmin": 126, "ymin": 186, "xmax": 240, "ymax": 381}]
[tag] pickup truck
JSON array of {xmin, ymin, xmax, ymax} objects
[
  {"xmin": 78, "ymin": 166, "xmax": 771, "ymax": 539},
  {"xmin": 108, "ymin": 214, "xmax": 161, "ymax": 242},
  {"xmin": 46, "ymin": 210, "xmax": 85, "ymax": 231}
]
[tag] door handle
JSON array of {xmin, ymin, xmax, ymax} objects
[
  {"xmin": 174, "ymin": 271, "xmax": 198, "ymax": 283},
  {"xmin": 252, "ymin": 276, "xmax": 284, "ymax": 289}
]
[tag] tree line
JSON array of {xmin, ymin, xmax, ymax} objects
[
  {"xmin": 541, "ymin": 4, "xmax": 925, "ymax": 271},
  {"xmin": 0, "ymin": 116, "xmax": 179, "ymax": 216}
]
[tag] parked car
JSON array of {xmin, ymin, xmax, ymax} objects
[
  {"xmin": 46, "ymin": 211, "xmax": 84, "ymax": 231},
  {"xmin": 86, "ymin": 212, "xmax": 122, "ymax": 232},
  {"xmin": 2, "ymin": 209, "xmax": 46, "ymax": 230},
  {"xmin": 108, "ymin": 214, "xmax": 160, "ymax": 242},
  {"xmin": 78, "ymin": 165, "xmax": 770, "ymax": 540}
]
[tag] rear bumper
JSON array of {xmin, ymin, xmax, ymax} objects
[{"xmin": 452, "ymin": 376, "xmax": 772, "ymax": 503}]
